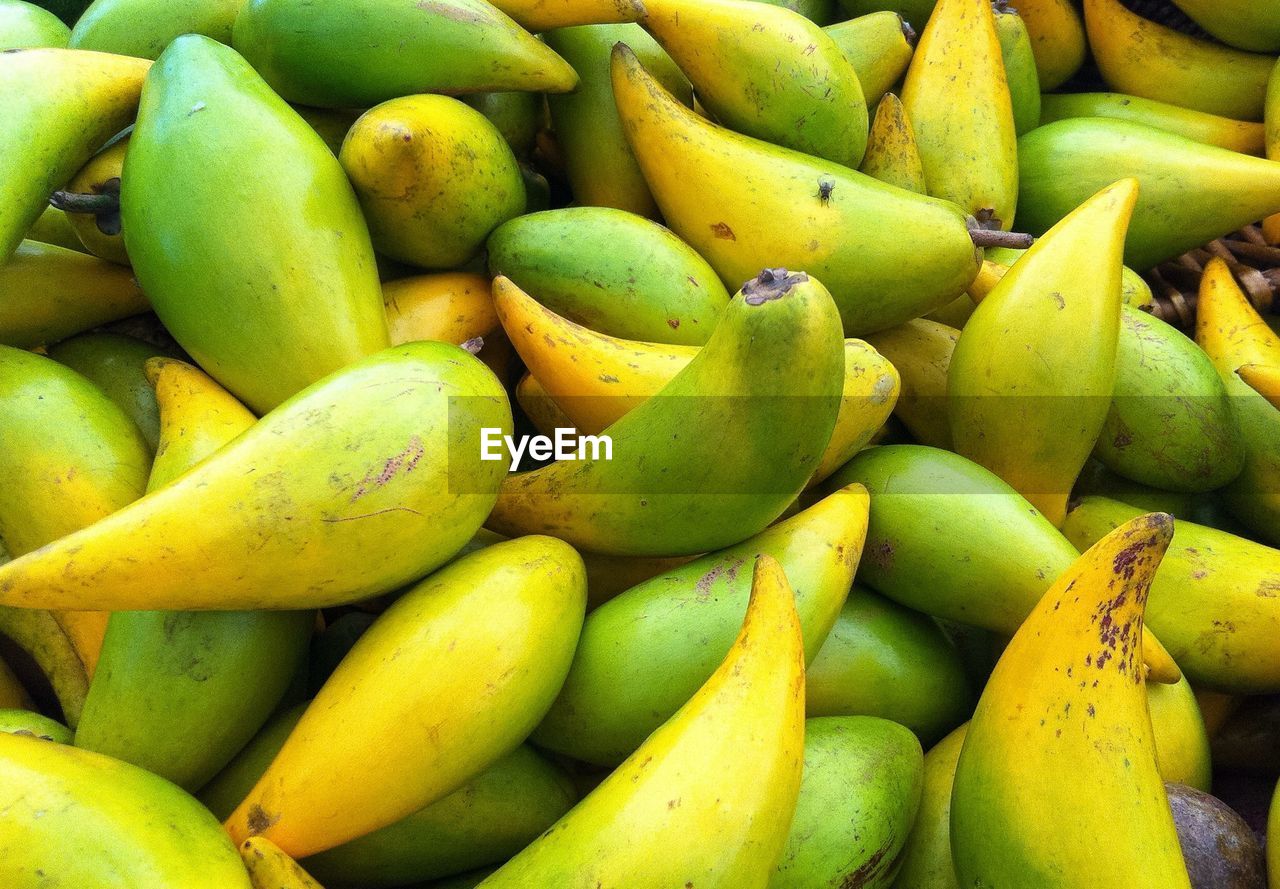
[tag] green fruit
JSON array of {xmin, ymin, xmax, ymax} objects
[
  {"xmin": 198, "ymin": 703, "xmax": 306, "ymax": 821},
  {"xmin": 0, "ymin": 709, "xmax": 72, "ymax": 743},
  {"xmin": 487, "ymin": 207, "xmax": 730, "ymax": 346},
  {"xmin": 756, "ymin": 0, "xmax": 836, "ymax": 24},
  {"xmin": 889, "ymin": 723, "xmax": 965, "ymax": 889},
  {"xmin": 122, "ymin": 35, "xmax": 388, "ymax": 413},
  {"xmin": 462, "ymin": 91, "xmax": 540, "ymax": 158},
  {"xmin": 824, "ymin": 11, "xmax": 916, "ymax": 106},
  {"xmin": 0, "ymin": 0, "xmax": 69, "ymax": 48},
  {"xmin": 992, "ymin": 3, "xmax": 1040, "ymax": 136},
  {"xmin": 69, "ymin": 0, "xmax": 243, "ymax": 58}
]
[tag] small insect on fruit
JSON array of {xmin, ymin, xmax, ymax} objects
[{"xmin": 817, "ymin": 175, "xmax": 836, "ymax": 206}]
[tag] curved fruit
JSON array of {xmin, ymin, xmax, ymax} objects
[
  {"xmin": 864, "ymin": 318, "xmax": 957, "ymax": 449},
  {"xmin": 0, "ymin": 709, "xmax": 72, "ymax": 743},
  {"xmin": 544, "ymin": 24, "xmax": 690, "ymax": 219},
  {"xmin": 341, "ymin": 96, "xmax": 525, "ymax": 269},
  {"xmin": 463, "ymin": 91, "xmax": 539, "ymax": 158},
  {"xmin": 0, "ymin": 240, "xmax": 147, "ymax": 348},
  {"xmin": 48, "ymin": 332, "xmax": 171, "ymax": 452},
  {"xmin": 0, "ymin": 610, "xmax": 89, "ymax": 728},
  {"xmin": 859, "ymin": 93, "xmax": 926, "ymax": 194},
  {"xmin": 639, "ymin": 0, "xmax": 868, "ymax": 167},
  {"xmin": 479, "ymin": 554, "xmax": 805, "ymax": 888},
  {"xmin": 992, "ymin": 2, "xmax": 1039, "ymax": 136},
  {"xmin": 828, "ymin": 444, "xmax": 1182, "ymax": 683},
  {"xmin": 144, "ymin": 357, "xmax": 252, "ymax": 486},
  {"xmin": 0, "ymin": 731, "xmax": 251, "ymax": 888},
  {"xmin": 0, "ymin": 343, "xmax": 510, "ymax": 611},
  {"xmin": 0, "ymin": 48, "xmax": 149, "ymax": 263},
  {"xmin": 1195, "ymin": 259, "xmax": 1280, "ymax": 545},
  {"xmin": 771, "ymin": 716, "xmax": 923, "ymax": 889},
  {"xmin": 533, "ymin": 484, "xmax": 866, "ymax": 765},
  {"xmin": 891, "ymin": 722, "xmax": 965, "ymax": 889},
  {"xmin": 69, "ymin": 0, "xmax": 241, "ymax": 58},
  {"xmin": 1083, "ymin": 0, "xmax": 1275, "ymax": 121},
  {"xmin": 1039, "ymin": 92, "xmax": 1265, "ymax": 155},
  {"xmin": 950, "ymin": 514, "xmax": 1191, "ymax": 889},
  {"xmin": 1095, "ymin": 307, "xmax": 1244, "ymax": 493},
  {"xmin": 1065, "ymin": 496, "xmax": 1280, "ymax": 693},
  {"xmin": 494, "ymin": 275, "xmax": 897, "ymax": 481},
  {"xmin": 487, "ymin": 269, "xmax": 844, "ymax": 556},
  {"xmin": 1148, "ymin": 676, "xmax": 1212, "ymax": 792},
  {"xmin": 225, "ymin": 538, "xmax": 584, "ymax": 857},
  {"xmin": 1010, "ymin": 0, "xmax": 1084, "ymax": 90},
  {"xmin": 487, "ymin": 207, "xmax": 729, "ymax": 345},
  {"xmin": 949, "ymin": 179, "xmax": 1137, "ymax": 527},
  {"xmin": 1019, "ymin": 119, "xmax": 1280, "ymax": 270},
  {"xmin": 979, "ymin": 244, "xmax": 1156, "ymax": 309},
  {"xmin": 232, "ymin": 0, "xmax": 577, "ymax": 107},
  {"xmin": 806, "ymin": 587, "xmax": 972, "ymax": 745},
  {"xmin": 1168, "ymin": 0, "xmax": 1280, "ymax": 54},
  {"xmin": 901, "ymin": 0, "xmax": 1017, "ymax": 227},
  {"xmin": 25, "ymin": 205, "xmax": 83, "ymax": 251},
  {"xmin": 824, "ymin": 12, "xmax": 915, "ymax": 106},
  {"xmin": 383, "ymin": 273, "xmax": 497, "ymax": 346},
  {"xmin": 63, "ymin": 135, "xmax": 127, "ymax": 264},
  {"xmin": 241, "ymin": 838, "xmax": 323, "ymax": 889},
  {"xmin": 0, "ymin": 0, "xmax": 69, "ymax": 48},
  {"xmin": 611, "ymin": 43, "xmax": 981, "ymax": 335},
  {"xmin": 514, "ymin": 372, "xmax": 575, "ymax": 435},
  {"xmin": 485, "ymin": 0, "xmax": 639, "ymax": 31},
  {"xmin": 1239, "ymin": 363, "xmax": 1280, "ymax": 410},
  {"xmin": 124, "ymin": 35, "xmax": 388, "ymax": 413}
]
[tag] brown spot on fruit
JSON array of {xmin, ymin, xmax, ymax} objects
[
  {"xmin": 710, "ymin": 222, "xmax": 736, "ymax": 240},
  {"xmin": 246, "ymin": 804, "xmax": 279, "ymax": 835}
]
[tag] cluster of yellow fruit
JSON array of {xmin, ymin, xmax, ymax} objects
[{"xmin": 2, "ymin": 0, "xmax": 1280, "ymax": 885}]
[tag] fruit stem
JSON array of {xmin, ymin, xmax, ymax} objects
[
  {"xmin": 968, "ymin": 228, "xmax": 1034, "ymax": 249},
  {"xmin": 49, "ymin": 189, "xmax": 120, "ymax": 216}
]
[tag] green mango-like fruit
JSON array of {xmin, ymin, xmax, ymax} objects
[
  {"xmin": 824, "ymin": 11, "xmax": 916, "ymax": 106},
  {"xmin": 0, "ymin": 709, "xmax": 72, "ymax": 743},
  {"xmin": 48, "ymin": 332, "xmax": 173, "ymax": 452},
  {"xmin": 122, "ymin": 35, "xmax": 388, "ymax": 413},
  {"xmin": 231, "ymin": 0, "xmax": 578, "ymax": 107},
  {"xmin": 992, "ymin": 3, "xmax": 1040, "ymax": 135},
  {"xmin": 487, "ymin": 207, "xmax": 730, "ymax": 346},
  {"xmin": 0, "ymin": 0, "xmax": 70, "ymax": 48},
  {"xmin": 69, "ymin": 0, "xmax": 243, "ymax": 58}
]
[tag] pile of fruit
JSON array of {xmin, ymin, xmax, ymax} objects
[{"xmin": 3, "ymin": 0, "xmax": 1280, "ymax": 885}]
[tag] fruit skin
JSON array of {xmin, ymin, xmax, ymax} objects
[
  {"xmin": 1008, "ymin": 0, "xmax": 1084, "ymax": 90},
  {"xmin": 488, "ymin": 207, "xmax": 728, "ymax": 345},
  {"xmin": 859, "ymin": 93, "xmax": 927, "ymax": 194},
  {"xmin": 123, "ymin": 35, "xmax": 388, "ymax": 414},
  {"xmin": 1238, "ymin": 363, "xmax": 1280, "ymax": 411},
  {"xmin": 1094, "ymin": 307, "xmax": 1245, "ymax": 494},
  {"xmin": 1166, "ymin": 783, "xmax": 1267, "ymax": 889},
  {"xmin": 478, "ymin": 555, "xmax": 805, "ymax": 889},
  {"xmin": 25, "ymin": 205, "xmax": 83, "ymax": 251},
  {"xmin": 532, "ymin": 484, "xmax": 866, "ymax": 765},
  {"xmin": 1195, "ymin": 259, "xmax": 1280, "ymax": 546},
  {"xmin": 240, "ymin": 837, "xmax": 324, "ymax": 889},
  {"xmin": 48, "ymin": 332, "xmax": 172, "ymax": 452},
  {"xmin": 0, "ymin": 240, "xmax": 148, "ymax": 348},
  {"xmin": 757, "ymin": 0, "xmax": 835, "ymax": 24},
  {"xmin": 383, "ymin": 273, "xmax": 497, "ymax": 346},
  {"xmin": 1065, "ymin": 497, "xmax": 1280, "ymax": 694},
  {"xmin": 901, "ymin": 0, "xmax": 1018, "ymax": 227},
  {"xmin": 544, "ymin": 24, "xmax": 690, "ymax": 219},
  {"xmin": 463, "ymin": 91, "xmax": 539, "ymax": 158},
  {"xmin": 64, "ymin": 134, "xmax": 128, "ymax": 264},
  {"xmin": 493, "ymin": 275, "xmax": 898, "ymax": 482},
  {"xmin": 824, "ymin": 12, "xmax": 915, "ymax": 107},
  {"xmin": 1084, "ymin": 0, "xmax": 1275, "ymax": 122},
  {"xmin": 1168, "ymin": 0, "xmax": 1280, "ymax": 54},
  {"xmin": 1039, "ymin": 93, "xmax": 1265, "ymax": 156},
  {"xmin": 949, "ymin": 179, "xmax": 1137, "ymax": 527},
  {"xmin": 225, "ymin": 537, "xmax": 586, "ymax": 858},
  {"xmin": 69, "ymin": 0, "xmax": 243, "ymax": 58},
  {"xmin": 806, "ymin": 587, "xmax": 972, "ymax": 746},
  {"xmin": 341, "ymin": 95, "xmax": 526, "ymax": 270},
  {"xmin": 992, "ymin": 4, "xmax": 1039, "ymax": 137},
  {"xmin": 0, "ymin": 0, "xmax": 70, "ymax": 48},
  {"xmin": 0, "ymin": 731, "xmax": 252, "ymax": 888},
  {"xmin": 1020, "ymin": 119, "xmax": 1280, "ymax": 271},
  {"xmin": 1147, "ymin": 676, "xmax": 1212, "ymax": 793},
  {"xmin": 771, "ymin": 716, "xmax": 923, "ymax": 889},
  {"xmin": 0, "ymin": 658, "xmax": 31, "ymax": 710},
  {"xmin": 612, "ymin": 43, "xmax": 981, "ymax": 335},
  {"xmin": 950, "ymin": 514, "xmax": 1192, "ymax": 889},
  {"xmin": 485, "ymin": 0, "xmax": 640, "ymax": 31},
  {"xmin": 639, "ymin": 0, "xmax": 868, "ymax": 167},
  {"xmin": 0, "ymin": 342, "xmax": 511, "ymax": 611},
  {"xmin": 143, "ymin": 357, "xmax": 253, "ymax": 487},
  {"xmin": 0, "ymin": 48, "xmax": 149, "ymax": 264},
  {"xmin": 487, "ymin": 270, "xmax": 844, "ymax": 557},
  {"xmin": 891, "ymin": 724, "xmax": 964, "ymax": 889},
  {"xmin": 0, "ymin": 709, "xmax": 72, "ymax": 743},
  {"xmin": 828, "ymin": 445, "xmax": 1182, "ymax": 684},
  {"xmin": 231, "ymin": 0, "xmax": 578, "ymax": 107},
  {"xmin": 864, "ymin": 318, "xmax": 957, "ymax": 449}
]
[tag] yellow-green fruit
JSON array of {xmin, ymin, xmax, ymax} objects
[
  {"xmin": 240, "ymin": 837, "xmax": 324, "ymax": 889},
  {"xmin": 123, "ymin": 35, "xmax": 388, "ymax": 414},
  {"xmin": 0, "ymin": 709, "xmax": 72, "ymax": 743},
  {"xmin": 1039, "ymin": 92, "xmax": 1266, "ymax": 155},
  {"xmin": 24, "ymin": 205, "xmax": 83, "ymax": 251},
  {"xmin": 1011, "ymin": 0, "xmax": 1085, "ymax": 90},
  {"xmin": 341, "ymin": 95, "xmax": 525, "ymax": 270},
  {"xmin": 225, "ymin": 537, "xmax": 586, "ymax": 858},
  {"xmin": 771, "ymin": 716, "xmax": 923, "ymax": 889},
  {"xmin": 532, "ymin": 485, "xmax": 867, "ymax": 765},
  {"xmin": 1269, "ymin": 780, "xmax": 1279, "ymax": 888},
  {"xmin": 950, "ymin": 514, "xmax": 1192, "ymax": 888},
  {"xmin": 890, "ymin": 723, "xmax": 964, "ymax": 889},
  {"xmin": 479, "ymin": 555, "xmax": 805, "ymax": 888},
  {"xmin": 545, "ymin": 24, "xmax": 690, "ymax": 218},
  {"xmin": 69, "ymin": 0, "xmax": 243, "ymax": 58},
  {"xmin": 1147, "ymin": 676, "xmax": 1212, "ymax": 792},
  {"xmin": 48, "ymin": 332, "xmax": 172, "ymax": 452},
  {"xmin": 64, "ymin": 135, "xmax": 128, "ymax": 264},
  {"xmin": 1169, "ymin": 0, "xmax": 1280, "ymax": 53},
  {"xmin": 485, "ymin": 0, "xmax": 640, "ymax": 31},
  {"xmin": 0, "ymin": 732, "xmax": 252, "ymax": 888},
  {"xmin": 824, "ymin": 12, "xmax": 915, "ymax": 106},
  {"xmin": 0, "ymin": 240, "xmax": 148, "ymax": 348},
  {"xmin": 0, "ymin": 658, "xmax": 30, "ymax": 710},
  {"xmin": 992, "ymin": 3, "xmax": 1040, "ymax": 136},
  {"xmin": 901, "ymin": 0, "xmax": 1018, "ymax": 227},
  {"xmin": 859, "ymin": 93, "xmax": 927, "ymax": 194},
  {"xmin": 463, "ymin": 91, "xmax": 540, "ymax": 158},
  {"xmin": 949, "ymin": 179, "xmax": 1136, "ymax": 527},
  {"xmin": 757, "ymin": 0, "xmax": 836, "ymax": 24},
  {"xmin": 0, "ymin": 0, "xmax": 69, "ymax": 48},
  {"xmin": 232, "ymin": 0, "xmax": 577, "ymax": 107},
  {"xmin": 864, "ymin": 319, "xmax": 956, "ymax": 449},
  {"xmin": 0, "ymin": 343, "xmax": 511, "ymax": 612},
  {"xmin": 806, "ymin": 588, "xmax": 972, "ymax": 746},
  {"xmin": 0, "ymin": 48, "xmax": 149, "ymax": 263}
]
